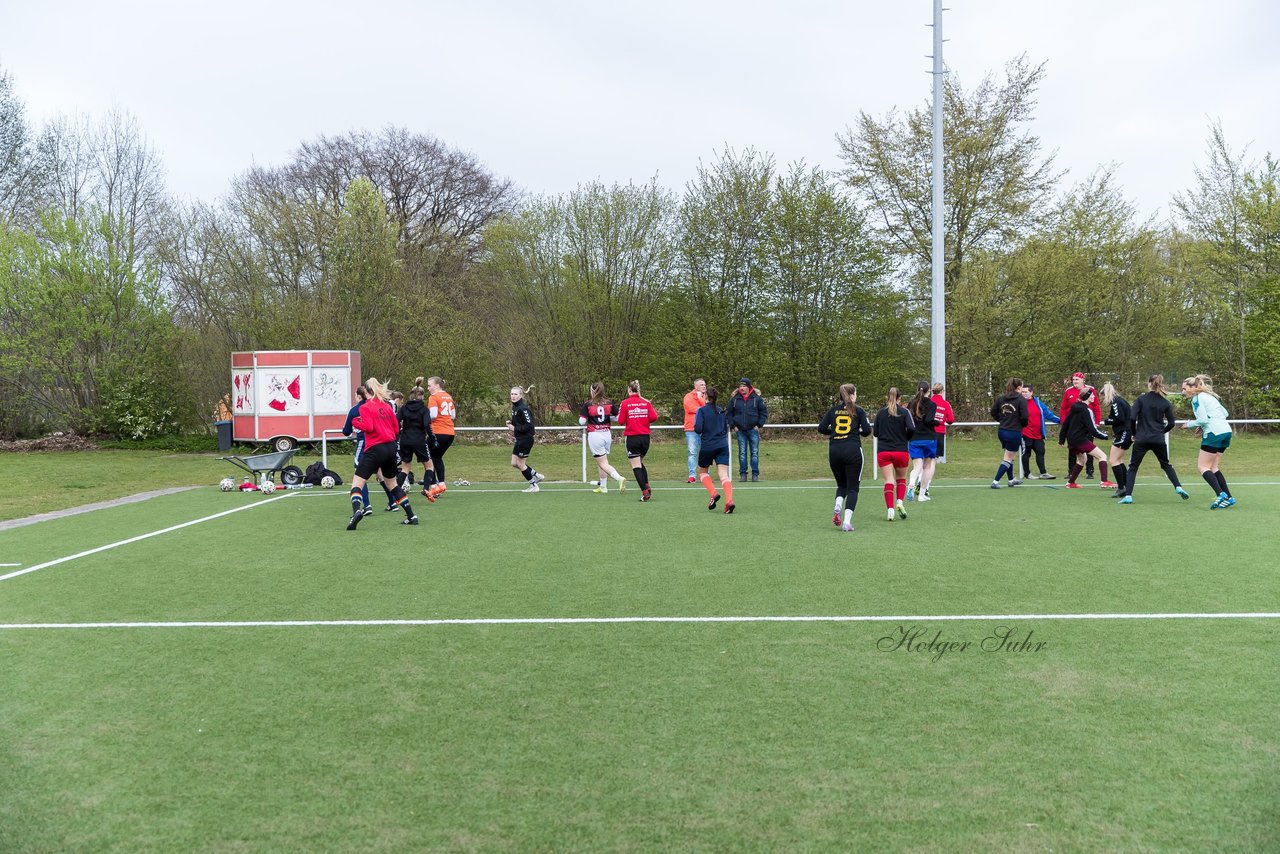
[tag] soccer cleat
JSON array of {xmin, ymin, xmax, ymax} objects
[
  {"xmin": 1176, "ymin": 487, "xmax": 1190, "ymax": 500},
  {"xmin": 346, "ymin": 511, "xmax": 363, "ymax": 531},
  {"xmin": 1099, "ymin": 480, "xmax": 1117, "ymax": 489},
  {"xmin": 1039, "ymin": 473, "xmax": 1056, "ymax": 480},
  {"xmin": 1027, "ymin": 473, "xmax": 1040, "ymax": 480},
  {"xmin": 1118, "ymin": 496, "xmax": 1133, "ymax": 504},
  {"xmin": 688, "ymin": 476, "xmax": 696, "ymax": 483},
  {"xmin": 362, "ymin": 506, "xmax": 373, "ymax": 518},
  {"xmin": 385, "ymin": 503, "xmax": 400, "ymax": 512},
  {"xmin": 422, "ymin": 489, "xmax": 437, "ymax": 503},
  {"xmin": 434, "ymin": 483, "xmax": 447, "ymax": 496},
  {"xmin": 523, "ymin": 483, "xmax": 540, "ymax": 493},
  {"xmin": 724, "ymin": 502, "xmax": 735, "ymax": 514},
  {"xmin": 918, "ymin": 494, "xmax": 931, "ymax": 503},
  {"xmin": 1111, "ymin": 489, "xmax": 1124, "ymax": 499},
  {"xmin": 1066, "ymin": 482, "xmax": 1082, "ymax": 489},
  {"xmin": 833, "ymin": 513, "xmax": 841, "ymax": 527},
  {"xmin": 618, "ymin": 479, "xmax": 626, "ymax": 494},
  {"xmin": 895, "ymin": 500, "xmax": 907, "ymax": 519},
  {"xmin": 990, "ymin": 481, "xmax": 1001, "ymax": 490},
  {"xmin": 593, "ymin": 486, "xmax": 608, "ymax": 494},
  {"xmin": 532, "ymin": 472, "xmax": 545, "ymax": 484},
  {"xmin": 1008, "ymin": 479, "xmax": 1022, "ymax": 487},
  {"xmin": 709, "ymin": 494, "xmax": 721, "ymax": 511},
  {"xmin": 886, "ymin": 508, "xmax": 895, "ymax": 521},
  {"xmin": 401, "ymin": 515, "xmax": 419, "ymax": 525},
  {"xmin": 640, "ymin": 489, "xmax": 652, "ymax": 502},
  {"xmin": 1223, "ymin": 496, "xmax": 1236, "ymax": 507},
  {"xmin": 841, "ymin": 522, "xmax": 855, "ymax": 532},
  {"xmin": 906, "ymin": 487, "xmax": 914, "ymax": 501}
]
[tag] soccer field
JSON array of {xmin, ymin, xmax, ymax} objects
[{"xmin": 2, "ymin": 467, "xmax": 1278, "ymax": 850}]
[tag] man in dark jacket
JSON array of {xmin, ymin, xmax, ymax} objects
[{"xmin": 727, "ymin": 378, "xmax": 768, "ymax": 481}]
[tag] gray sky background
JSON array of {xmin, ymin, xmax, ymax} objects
[{"xmin": 3, "ymin": 0, "xmax": 1276, "ymax": 220}]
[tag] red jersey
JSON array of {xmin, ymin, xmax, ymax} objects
[
  {"xmin": 930, "ymin": 395, "xmax": 955, "ymax": 434},
  {"xmin": 1059, "ymin": 386, "xmax": 1101, "ymax": 426},
  {"xmin": 617, "ymin": 394, "xmax": 658, "ymax": 436},
  {"xmin": 352, "ymin": 398, "xmax": 399, "ymax": 447}
]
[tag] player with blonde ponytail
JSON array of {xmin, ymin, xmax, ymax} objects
[{"xmin": 345, "ymin": 377, "xmax": 420, "ymax": 530}]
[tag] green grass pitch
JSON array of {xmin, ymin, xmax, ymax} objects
[{"xmin": 1, "ymin": 445, "xmax": 1277, "ymax": 850}]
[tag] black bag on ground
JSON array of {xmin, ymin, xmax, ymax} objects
[{"xmin": 303, "ymin": 461, "xmax": 343, "ymax": 486}]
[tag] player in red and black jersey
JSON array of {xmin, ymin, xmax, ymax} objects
[
  {"xmin": 817, "ymin": 383, "xmax": 872, "ymax": 532},
  {"xmin": 346, "ymin": 378, "xmax": 419, "ymax": 530},
  {"xmin": 617, "ymin": 379, "xmax": 659, "ymax": 501},
  {"xmin": 579, "ymin": 381, "xmax": 626, "ymax": 494}
]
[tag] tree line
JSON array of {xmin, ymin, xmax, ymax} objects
[{"xmin": 0, "ymin": 57, "xmax": 1276, "ymax": 439}]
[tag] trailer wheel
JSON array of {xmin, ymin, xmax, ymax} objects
[
  {"xmin": 280, "ymin": 465, "xmax": 304, "ymax": 486},
  {"xmin": 272, "ymin": 436, "xmax": 297, "ymax": 452}
]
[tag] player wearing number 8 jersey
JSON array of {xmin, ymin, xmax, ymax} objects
[{"xmin": 818, "ymin": 383, "xmax": 872, "ymax": 532}]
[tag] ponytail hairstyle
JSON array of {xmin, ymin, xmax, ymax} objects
[
  {"xmin": 589, "ymin": 381, "xmax": 606, "ymax": 406},
  {"xmin": 1147, "ymin": 374, "xmax": 1167, "ymax": 397},
  {"xmin": 885, "ymin": 387, "xmax": 901, "ymax": 416},
  {"xmin": 839, "ymin": 383, "xmax": 858, "ymax": 418},
  {"xmin": 511, "ymin": 385, "xmax": 532, "ymax": 401},
  {"xmin": 1005, "ymin": 377, "xmax": 1024, "ymax": 396},
  {"xmin": 355, "ymin": 384, "xmax": 369, "ymax": 401},
  {"xmin": 910, "ymin": 381, "xmax": 929, "ymax": 418},
  {"xmin": 1182, "ymin": 374, "xmax": 1217, "ymax": 399},
  {"xmin": 1101, "ymin": 381, "xmax": 1117, "ymax": 410},
  {"xmin": 365, "ymin": 377, "xmax": 391, "ymax": 402},
  {"xmin": 410, "ymin": 377, "xmax": 426, "ymax": 401},
  {"xmin": 706, "ymin": 387, "xmax": 719, "ymax": 406},
  {"xmin": 427, "ymin": 376, "xmax": 444, "ymax": 392},
  {"xmin": 628, "ymin": 379, "xmax": 641, "ymax": 395},
  {"xmin": 930, "ymin": 382, "xmax": 945, "ymax": 397}
]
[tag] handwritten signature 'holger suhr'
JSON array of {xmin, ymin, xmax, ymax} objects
[{"xmin": 877, "ymin": 625, "xmax": 1047, "ymax": 662}]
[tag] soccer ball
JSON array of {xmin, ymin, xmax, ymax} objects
[
  {"xmin": 218, "ymin": 477, "xmax": 236, "ymax": 492},
  {"xmin": 320, "ymin": 474, "xmax": 336, "ymax": 489},
  {"xmin": 260, "ymin": 480, "xmax": 277, "ymax": 494}
]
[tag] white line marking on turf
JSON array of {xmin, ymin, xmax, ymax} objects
[
  {"xmin": 0, "ymin": 563, "xmax": 20, "ymax": 566},
  {"xmin": 0, "ymin": 493, "xmax": 296, "ymax": 583},
  {"xmin": 1, "ymin": 612, "xmax": 1277, "ymax": 630}
]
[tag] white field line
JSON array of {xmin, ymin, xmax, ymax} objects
[
  {"xmin": 0, "ymin": 493, "xmax": 295, "ymax": 583},
  {"xmin": 1, "ymin": 612, "xmax": 1278, "ymax": 631},
  {"xmin": 0, "ymin": 563, "xmax": 19, "ymax": 566}
]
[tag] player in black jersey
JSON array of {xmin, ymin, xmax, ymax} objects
[
  {"xmin": 818, "ymin": 383, "xmax": 873, "ymax": 532},
  {"xmin": 1118, "ymin": 374, "xmax": 1189, "ymax": 504}
]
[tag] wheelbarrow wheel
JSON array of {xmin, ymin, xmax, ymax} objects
[{"xmin": 281, "ymin": 465, "xmax": 304, "ymax": 486}]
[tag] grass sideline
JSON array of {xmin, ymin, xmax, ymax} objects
[
  {"xmin": 3, "ymin": 427, "xmax": 1279, "ymax": 521},
  {"xmin": 1, "ymin": 473, "xmax": 1278, "ymax": 849}
]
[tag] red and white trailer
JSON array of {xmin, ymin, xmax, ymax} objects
[{"xmin": 230, "ymin": 350, "xmax": 362, "ymax": 451}]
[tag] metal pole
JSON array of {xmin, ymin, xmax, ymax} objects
[{"xmin": 930, "ymin": 0, "xmax": 946, "ymax": 391}]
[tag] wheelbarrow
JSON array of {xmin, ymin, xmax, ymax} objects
[{"xmin": 219, "ymin": 448, "xmax": 304, "ymax": 486}]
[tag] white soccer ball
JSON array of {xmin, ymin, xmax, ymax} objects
[
  {"xmin": 218, "ymin": 477, "xmax": 236, "ymax": 492},
  {"xmin": 320, "ymin": 474, "xmax": 336, "ymax": 489},
  {"xmin": 260, "ymin": 480, "xmax": 277, "ymax": 494}
]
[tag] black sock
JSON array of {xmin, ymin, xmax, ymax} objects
[
  {"xmin": 634, "ymin": 467, "xmax": 649, "ymax": 491},
  {"xmin": 381, "ymin": 480, "xmax": 395, "ymax": 499},
  {"xmin": 350, "ymin": 490, "xmax": 363, "ymax": 513},
  {"xmin": 522, "ymin": 468, "xmax": 533, "ymax": 481},
  {"xmin": 396, "ymin": 471, "xmax": 408, "ymax": 490},
  {"xmin": 1202, "ymin": 471, "xmax": 1219, "ymax": 492},
  {"xmin": 423, "ymin": 470, "xmax": 436, "ymax": 488},
  {"xmin": 1112, "ymin": 464, "xmax": 1126, "ymax": 490},
  {"xmin": 1215, "ymin": 471, "xmax": 1230, "ymax": 497}
]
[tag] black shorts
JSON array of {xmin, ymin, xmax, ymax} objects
[
  {"xmin": 400, "ymin": 440, "xmax": 431, "ymax": 463},
  {"xmin": 625, "ymin": 434, "xmax": 651, "ymax": 459},
  {"xmin": 1112, "ymin": 430, "xmax": 1133, "ymax": 450},
  {"xmin": 355, "ymin": 441, "xmax": 400, "ymax": 481},
  {"xmin": 431, "ymin": 434, "xmax": 454, "ymax": 461},
  {"xmin": 512, "ymin": 435, "xmax": 534, "ymax": 458},
  {"xmin": 697, "ymin": 445, "xmax": 729, "ymax": 468}
]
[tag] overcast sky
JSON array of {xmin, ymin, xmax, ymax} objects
[{"xmin": 3, "ymin": 0, "xmax": 1276, "ymax": 220}]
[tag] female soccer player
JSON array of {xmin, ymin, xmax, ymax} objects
[
  {"xmin": 906, "ymin": 381, "xmax": 938, "ymax": 502},
  {"xmin": 1118, "ymin": 374, "xmax": 1189, "ymax": 504},
  {"xmin": 818, "ymin": 383, "xmax": 872, "ymax": 531},
  {"xmin": 345, "ymin": 378, "xmax": 418, "ymax": 530},
  {"xmin": 694, "ymin": 387, "xmax": 735, "ymax": 514},
  {"xmin": 873, "ymin": 387, "xmax": 915, "ymax": 521},
  {"xmin": 506, "ymin": 386, "xmax": 544, "ymax": 492},
  {"xmin": 425, "ymin": 376, "xmax": 456, "ymax": 498},
  {"xmin": 1182, "ymin": 374, "xmax": 1235, "ymax": 508},
  {"xmin": 989, "ymin": 378, "xmax": 1029, "ymax": 488},
  {"xmin": 617, "ymin": 379, "xmax": 659, "ymax": 502},
  {"xmin": 1100, "ymin": 382, "xmax": 1130, "ymax": 494},
  {"xmin": 1058, "ymin": 387, "xmax": 1109, "ymax": 489},
  {"xmin": 398, "ymin": 378, "xmax": 436, "ymax": 502},
  {"xmin": 579, "ymin": 381, "xmax": 627, "ymax": 494}
]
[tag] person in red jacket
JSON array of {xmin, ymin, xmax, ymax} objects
[
  {"xmin": 617, "ymin": 379, "xmax": 659, "ymax": 501},
  {"xmin": 1059, "ymin": 372, "xmax": 1102, "ymax": 480},
  {"xmin": 346, "ymin": 378, "xmax": 419, "ymax": 530}
]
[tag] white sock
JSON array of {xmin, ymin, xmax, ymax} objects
[
  {"xmin": 834, "ymin": 497, "xmax": 845, "ymax": 514},
  {"xmin": 843, "ymin": 509, "xmax": 854, "ymax": 525}
]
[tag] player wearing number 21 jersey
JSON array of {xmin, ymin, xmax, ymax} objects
[{"xmin": 817, "ymin": 383, "xmax": 872, "ymax": 532}]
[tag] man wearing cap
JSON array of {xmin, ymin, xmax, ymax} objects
[
  {"xmin": 1059, "ymin": 372, "xmax": 1102, "ymax": 480},
  {"xmin": 727, "ymin": 378, "xmax": 768, "ymax": 481}
]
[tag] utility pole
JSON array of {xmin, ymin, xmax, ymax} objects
[{"xmin": 930, "ymin": 0, "xmax": 946, "ymax": 390}]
